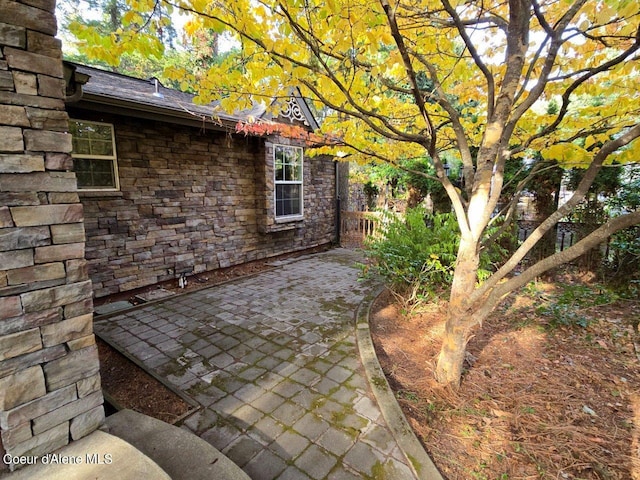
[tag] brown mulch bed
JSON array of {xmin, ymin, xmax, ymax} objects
[
  {"xmin": 97, "ymin": 337, "xmax": 192, "ymax": 424},
  {"xmin": 370, "ymin": 283, "xmax": 640, "ymax": 480}
]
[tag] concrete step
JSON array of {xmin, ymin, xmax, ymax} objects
[
  {"xmin": 105, "ymin": 409, "xmax": 250, "ymax": 480},
  {"xmin": 0, "ymin": 429, "xmax": 170, "ymax": 480}
]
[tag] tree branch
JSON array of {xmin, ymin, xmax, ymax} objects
[
  {"xmin": 472, "ymin": 123, "xmax": 640, "ymax": 303},
  {"xmin": 505, "ymin": 0, "xmax": 589, "ymax": 137},
  {"xmin": 484, "ymin": 210, "xmax": 640, "ymax": 312},
  {"xmin": 516, "ymin": 23, "xmax": 640, "ymax": 150},
  {"xmin": 378, "ymin": 0, "xmax": 435, "ymax": 145},
  {"xmin": 440, "ymin": 0, "xmax": 496, "ymax": 119}
]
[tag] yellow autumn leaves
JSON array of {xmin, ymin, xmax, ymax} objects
[{"xmin": 71, "ymin": 0, "xmax": 639, "ymax": 170}]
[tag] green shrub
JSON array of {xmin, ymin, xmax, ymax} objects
[
  {"xmin": 603, "ymin": 225, "xmax": 640, "ymax": 298},
  {"xmin": 534, "ymin": 283, "xmax": 618, "ymax": 329},
  {"xmin": 365, "ymin": 207, "xmax": 501, "ymax": 307}
]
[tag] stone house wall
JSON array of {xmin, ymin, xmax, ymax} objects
[
  {"xmin": 0, "ymin": 1, "xmax": 104, "ymax": 472},
  {"xmin": 66, "ymin": 108, "xmax": 337, "ymax": 298}
]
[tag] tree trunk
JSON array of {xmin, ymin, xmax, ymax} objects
[
  {"xmin": 530, "ymin": 160, "xmax": 562, "ymax": 264},
  {"xmin": 406, "ymin": 186, "xmax": 424, "ymax": 209},
  {"xmin": 435, "ymin": 314, "xmax": 472, "ymax": 385},
  {"xmin": 435, "ymin": 237, "xmax": 481, "ymax": 386}
]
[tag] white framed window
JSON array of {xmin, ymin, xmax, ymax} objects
[
  {"xmin": 69, "ymin": 119, "xmax": 119, "ymax": 190},
  {"xmin": 274, "ymin": 144, "xmax": 303, "ymax": 219}
]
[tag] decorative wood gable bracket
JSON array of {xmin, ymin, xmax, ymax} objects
[
  {"xmin": 272, "ymin": 89, "xmax": 319, "ymax": 131},
  {"xmin": 280, "ymin": 96, "xmax": 309, "ymax": 126}
]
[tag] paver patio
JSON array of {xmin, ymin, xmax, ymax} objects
[{"xmin": 95, "ymin": 248, "xmax": 418, "ymax": 479}]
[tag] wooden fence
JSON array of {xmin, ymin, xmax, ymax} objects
[
  {"xmin": 340, "ymin": 214, "xmax": 608, "ymax": 264},
  {"xmin": 340, "ymin": 211, "xmax": 381, "ymax": 248}
]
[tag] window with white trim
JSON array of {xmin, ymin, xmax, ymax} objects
[
  {"xmin": 274, "ymin": 144, "xmax": 303, "ymax": 219},
  {"xmin": 69, "ymin": 120, "xmax": 119, "ymax": 190}
]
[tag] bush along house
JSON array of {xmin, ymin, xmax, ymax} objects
[{"xmin": 63, "ymin": 63, "xmax": 339, "ymax": 298}]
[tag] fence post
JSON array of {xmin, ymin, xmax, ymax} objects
[{"xmin": 339, "ymin": 211, "xmax": 381, "ymax": 248}]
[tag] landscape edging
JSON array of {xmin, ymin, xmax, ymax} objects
[{"xmin": 355, "ymin": 286, "xmax": 444, "ymax": 480}]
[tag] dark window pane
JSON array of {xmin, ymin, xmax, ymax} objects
[
  {"xmin": 75, "ymin": 171, "xmax": 92, "ymax": 187},
  {"xmin": 73, "ymin": 157, "xmax": 90, "ymax": 171},
  {"xmin": 287, "ymin": 198, "xmax": 300, "ymax": 215},
  {"xmin": 91, "ymin": 140, "xmax": 113, "ymax": 156},
  {"xmin": 91, "ymin": 159, "xmax": 113, "ymax": 173},
  {"xmin": 276, "ymin": 184, "xmax": 301, "ymax": 216},
  {"xmin": 72, "ymin": 138, "xmax": 91, "ymax": 155},
  {"xmin": 92, "ymin": 172, "xmax": 115, "ymax": 187},
  {"xmin": 73, "ymin": 158, "xmax": 116, "ymax": 189},
  {"xmin": 275, "ymin": 163, "xmax": 284, "ymax": 181}
]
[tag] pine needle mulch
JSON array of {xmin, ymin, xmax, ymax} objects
[{"xmin": 370, "ymin": 284, "xmax": 640, "ymax": 480}]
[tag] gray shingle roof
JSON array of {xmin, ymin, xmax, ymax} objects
[{"xmin": 68, "ymin": 62, "xmax": 269, "ymax": 128}]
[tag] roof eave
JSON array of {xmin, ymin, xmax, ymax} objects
[{"xmin": 68, "ymin": 92, "xmax": 240, "ymax": 132}]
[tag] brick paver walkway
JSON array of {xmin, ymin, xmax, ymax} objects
[{"xmin": 95, "ymin": 249, "xmax": 417, "ymax": 479}]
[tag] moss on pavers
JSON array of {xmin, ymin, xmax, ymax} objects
[
  {"xmin": 326, "ymin": 364, "xmax": 354, "ymax": 383},
  {"xmin": 255, "ymin": 355, "xmax": 282, "ymax": 370},
  {"xmin": 249, "ymin": 416, "xmax": 286, "ymax": 444},
  {"xmin": 290, "ymin": 412, "xmax": 330, "ymax": 441},
  {"xmin": 360, "ymin": 424, "xmax": 397, "ymax": 455},
  {"xmin": 327, "ymin": 385, "xmax": 359, "ymax": 406},
  {"xmin": 201, "ymin": 421, "xmax": 243, "ymax": 452},
  {"xmin": 319, "ymin": 296, "xmax": 353, "ymax": 314},
  {"xmin": 95, "ymin": 249, "xmax": 422, "ymax": 479},
  {"xmin": 317, "ymin": 427, "xmax": 354, "ymax": 457},
  {"xmin": 290, "ymin": 367, "xmax": 322, "ymax": 385},
  {"xmin": 294, "ymin": 444, "xmax": 338, "ymax": 480},
  {"xmin": 343, "ymin": 442, "xmax": 385, "ymax": 477},
  {"xmin": 304, "ymin": 357, "xmax": 333, "ymax": 374},
  {"xmin": 267, "ymin": 429, "xmax": 310, "ymax": 460},
  {"xmin": 290, "ymin": 389, "xmax": 324, "ymax": 411},
  {"xmin": 252, "ymin": 390, "xmax": 287, "ymax": 415},
  {"xmin": 186, "ymin": 384, "xmax": 226, "ymax": 408},
  {"xmin": 270, "ymin": 379, "xmax": 305, "ymax": 398},
  {"xmin": 236, "ymin": 365, "xmax": 267, "ymax": 382},
  {"xmin": 313, "ymin": 377, "xmax": 340, "ymax": 396},
  {"xmin": 231, "ymin": 404, "xmax": 264, "ymax": 429},
  {"xmin": 181, "ymin": 408, "xmax": 220, "ymax": 435},
  {"xmin": 330, "ymin": 411, "xmax": 369, "ymax": 435},
  {"xmin": 270, "ymin": 401, "xmax": 306, "ymax": 426},
  {"xmin": 367, "ymin": 459, "xmax": 417, "ymax": 480}
]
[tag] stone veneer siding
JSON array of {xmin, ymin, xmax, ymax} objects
[
  {"xmin": 67, "ymin": 108, "xmax": 337, "ymax": 298},
  {"xmin": 0, "ymin": 1, "xmax": 104, "ymax": 472}
]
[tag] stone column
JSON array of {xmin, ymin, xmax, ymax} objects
[{"xmin": 0, "ymin": 0, "xmax": 104, "ymax": 472}]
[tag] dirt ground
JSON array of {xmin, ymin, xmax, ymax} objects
[
  {"xmin": 97, "ymin": 337, "xmax": 193, "ymax": 424},
  {"xmin": 370, "ymin": 282, "xmax": 640, "ymax": 480}
]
